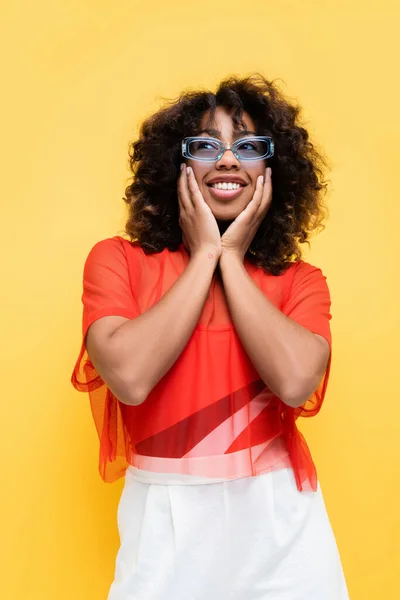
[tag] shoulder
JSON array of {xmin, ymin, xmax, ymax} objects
[
  {"xmin": 255, "ymin": 259, "xmax": 325, "ymax": 281},
  {"xmin": 283, "ymin": 259, "xmax": 328, "ymax": 288},
  {"xmin": 85, "ymin": 235, "xmax": 143, "ymax": 265},
  {"xmin": 87, "ymin": 235, "xmax": 141, "ymax": 254},
  {"xmin": 277, "ymin": 260, "xmax": 330, "ymax": 308},
  {"xmin": 286, "ymin": 259, "xmax": 326, "ymax": 277}
]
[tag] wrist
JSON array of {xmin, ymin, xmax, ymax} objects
[
  {"xmin": 189, "ymin": 248, "xmax": 220, "ymax": 269},
  {"xmin": 191, "ymin": 245, "xmax": 221, "ymax": 261},
  {"xmin": 219, "ymin": 251, "xmax": 244, "ymax": 271}
]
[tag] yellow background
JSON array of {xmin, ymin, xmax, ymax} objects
[{"xmin": 1, "ymin": 1, "xmax": 399, "ymax": 598}]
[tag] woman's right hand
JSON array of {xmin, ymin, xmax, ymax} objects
[{"xmin": 178, "ymin": 164, "xmax": 222, "ymax": 260}]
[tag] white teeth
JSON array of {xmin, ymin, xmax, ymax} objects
[{"xmin": 212, "ymin": 182, "xmax": 241, "ymax": 190}]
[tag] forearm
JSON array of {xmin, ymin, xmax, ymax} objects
[
  {"xmin": 220, "ymin": 255, "xmax": 329, "ymax": 407},
  {"xmin": 107, "ymin": 251, "xmax": 217, "ymax": 404}
]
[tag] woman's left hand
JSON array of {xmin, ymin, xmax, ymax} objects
[{"xmin": 220, "ymin": 167, "xmax": 272, "ymax": 262}]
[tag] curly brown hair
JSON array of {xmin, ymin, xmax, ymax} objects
[{"xmin": 124, "ymin": 74, "xmax": 328, "ymax": 275}]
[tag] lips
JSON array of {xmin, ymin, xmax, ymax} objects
[
  {"xmin": 205, "ymin": 175, "xmax": 248, "ymax": 201},
  {"xmin": 207, "ymin": 176, "xmax": 247, "ymax": 186},
  {"xmin": 206, "ymin": 183, "xmax": 245, "ymax": 201}
]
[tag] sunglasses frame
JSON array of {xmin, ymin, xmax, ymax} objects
[{"xmin": 181, "ymin": 136, "xmax": 275, "ymax": 162}]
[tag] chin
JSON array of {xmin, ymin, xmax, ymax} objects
[
  {"xmin": 203, "ymin": 188, "xmax": 252, "ymax": 221},
  {"xmin": 213, "ymin": 211, "xmax": 240, "ymax": 222},
  {"xmin": 208, "ymin": 202, "xmax": 247, "ymax": 221}
]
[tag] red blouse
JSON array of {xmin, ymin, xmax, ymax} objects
[{"xmin": 71, "ymin": 236, "xmax": 332, "ymax": 491}]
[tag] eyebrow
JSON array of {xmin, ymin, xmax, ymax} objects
[{"xmin": 198, "ymin": 128, "xmax": 257, "ymax": 140}]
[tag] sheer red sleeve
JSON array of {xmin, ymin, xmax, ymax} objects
[
  {"xmin": 71, "ymin": 237, "xmax": 139, "ymax": 482},
  {"xmin": 283, "ymin": 260, "xmax": 332, "ymax": 417},
  {"xmin": 280, "ymin": 261, "xmax": 332, "ymax": 491}
]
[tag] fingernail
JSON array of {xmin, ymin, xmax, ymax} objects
[
  {"xmin": 259, "ymin": 175, "xmax": 264, "ymax": 184},
  {"xmin": 186, "ymin": 166, "xmax": 191, "ymax": 175},
  {"xmin": 180, "ymin": 163, "xmax": 185, "ymax": 172}
]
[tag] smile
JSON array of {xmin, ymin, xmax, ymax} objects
[
  {"xmin": 211, "ymin": 182, "xmax": 242, "ymax": 190},
  {"xmin": 207, "ymin": 183, "xmax": 245, "ymax": 200}
]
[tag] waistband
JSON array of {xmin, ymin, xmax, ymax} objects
[{"xmin": 127, "ymin": 435, "xmax": 291, "ymax": 485}]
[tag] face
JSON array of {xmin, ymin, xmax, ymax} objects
[{"xmin": 187, "ymin": 107, "xmax": 267, "ymax": 221}]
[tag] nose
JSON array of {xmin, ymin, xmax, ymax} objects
[{"xmin": 215, "ymin": 148, "xmax": 240, "ymax": 170}]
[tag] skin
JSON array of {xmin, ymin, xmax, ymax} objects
[
  {"xmin": 177, "ymin": 106, "xmax": 330, "ymax": 407},
  {"xmin": 178, "ymin": 107, "xmax": 272, "ymax": 261},
  {"xmin": 188, "ymin": 107, "xmax": 269, "ymax": 223},
  {"xmin": 86, "ymin": 106, "xmax": 329, "ymax": 408}
]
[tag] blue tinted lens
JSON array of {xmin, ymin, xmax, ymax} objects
[
  {"xmin": 236, "ymin": 139, "xmax": 270, "ymax": 159},
  {"xmin": 188, "ymin": 139, "xmax": 221, "ymax": 159}
]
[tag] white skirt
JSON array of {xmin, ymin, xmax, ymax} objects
[{"xmin": 107, "ymin": 466, "xmax": 349, "ymax": 600}]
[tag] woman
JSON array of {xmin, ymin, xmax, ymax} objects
[{"xmin": 72, "ymin": 74, "xmax": 349, "ymax": 599}]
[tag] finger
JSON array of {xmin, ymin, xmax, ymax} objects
[
  {"xmin": 255, "ymin": 174, "xmax": 265, "ymax": 206},
  {"xmin": 178, "ymin": 164, "xmax": 194, "ymax": 212},
  {"xmin": 238, "ymin": 175, "xmax": 264, "ymax": 223},
  {"xmin": 186, "ymin": 166, "xmax": 206, "ymax": 209},
  {"xmin": 257, "ymin": 168, "xmax": 272, "ymax": 216}
]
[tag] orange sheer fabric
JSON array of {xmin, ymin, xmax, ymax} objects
[{"xmin": 71, "ymin": 236, "xmax": 332, "ymax": 491}]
